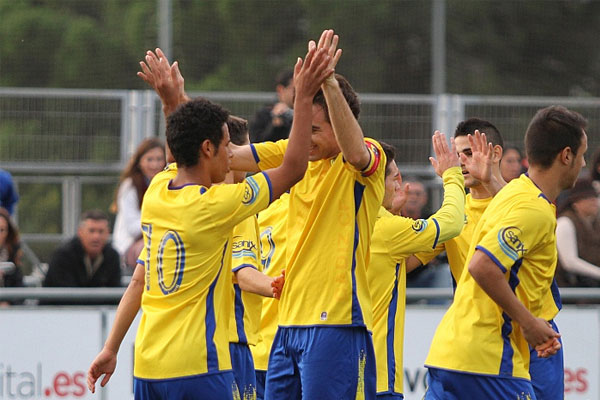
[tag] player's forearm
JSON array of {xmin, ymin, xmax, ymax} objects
[
  {"xmin": 230, "ymin": 144, "xmax": 261, "ymax": 173},
  {"xmin": 321, "ymin": 79, "xmax": 370, "ymax": 170},
  {"xmin": 236, "ymin": 267, "xmax": 275, "ymax": 298},
  {"xmin": 431, "ymin": 167, "xmax": 466, "ymax": 243},
  {"xmin": 104, "ymin": 265, "xmax": 144, "ymax": 353},
  {"xmin": 469, "ymin": 252, "xmax": 536, "ymax": 328},
  {"xmin": 161, "ymin": 93, "xmax": 191, "ymax": 119}
]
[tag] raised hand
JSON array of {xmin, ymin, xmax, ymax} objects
[
  {"xmin": 315, "ymin": 29, "xmax": 342, "ymax": 84},
  {"xmin": 429, "ymin": 131, "xmax": 460, "ymax": 177},
  {"xmin": 460, "ymin": 130, "xmax": 494, "ymax": 185},
  {"xmin": 87, "ymin": 348, "xmax": 117, "ymax": 393},
  {"xmin": 137, "ymin": 48, "xmax": 188, "ymax": 115},
  {"xmin": 293, "ymin": 41, "xmax": 333, "ymax": 101}
]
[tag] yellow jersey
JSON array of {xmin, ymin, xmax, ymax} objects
[
  {"xmin": 134, "ymin": 164, "xmax": 272, "ymax": 379},
  {"xmin": 251, "ymin": 138, "xmax": 385, "ymax": 329},
  {"xmin": 415, "ymin": 193, "xmax": 491, "ymax": 286},
  {"xmin": 425, "ymin": 174, "xmax": 559, "ymax": 380},
  {"xmin": 229, "ymin": 215, "xmax": 263, "ymax": 346},
  {"xmin": 369, "ymin": 167, "xmax": 464, "ymax": 395},
  {"xmin": 250, "ymin": 193, "xmax": 289, "ymax": 371}
]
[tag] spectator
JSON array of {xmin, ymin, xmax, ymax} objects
[
  {"xmin": 112, "ymin": 138, "xmax": 165, "ymax": 270},
  {"xmin": 0, "ymin": 169, "xmax": 18, "ymax": 215},
  {"xmin": 500, "ymin": 145, "xmax": 524, "ymax": 182},
  {"xmin": 556, "ymin": 178, "xmax": 600, "ymax": 288},
  {"xmin": 401, "ymin": 177, "xmax": 430, "ymax": 219},
  {"xmin": 0, "ymin": 207, "xmax": 24, "ymax": 289},
  {"xmin": 43, "ymin": 210, "xmax": 121, "ymax": 289},
  {"xmin": 249, "ymin": 68, "xmax": 294, "ymax": 143}
]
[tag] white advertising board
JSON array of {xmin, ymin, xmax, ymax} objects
[
  {"xmin": 0, "ymin": 309, "xmax": 102, "ymax": 400},
  {"xmin": 402, "ymin": 306, "xmax": 600, "ymax": 400}
]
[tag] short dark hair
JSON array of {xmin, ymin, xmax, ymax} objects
[
  {"xmin": 227, "ymin": 115, "xmax": 249, "ymax": 146},
  {"xmin": 313, "ymin": 74, "xmax": 360, "ymax": 122},
  {"xmin": 525, "ymin": 105, "xmax": 587, "ymax": 169},
  {"xmin": 454, "ymin": 118, "xmax": 504, "ymax": 148},
  {"xmin": 80, "ymin": 209, "xmax": 109, "ymax": 223},
  {"xmin": 380, "ymin": 141, "xmax": 396, "ymax": 177},
  {"xmin": 275, "ymin": 69, "xmax": 294, "ymax": 87},
  {"xmin": 166, "ymin": 98, "xmax": 230, "ymax": 167}
]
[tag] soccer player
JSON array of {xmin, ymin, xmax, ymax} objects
[
  {"xmin": 250, "ymin": 192, "xmax": 289, "ymax": 400},
  {"xmin": 86, "ymin": 41, "xmax": 334, "ymax": 399},
  {"xmin": 369, "ymin": 133, "xmax": 466, "ymax": 399},
  {"xmin": 140, "ymin": 30, "xmax": 387, "ymax": 399},
  {"xmin": 424, "ymin": 105, "xmax": 588, "ymax": 399}
]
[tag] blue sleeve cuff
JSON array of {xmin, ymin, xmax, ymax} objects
[
  {"xmin": 232, "ymin": 264, "xmax": 259, "ymax": 273},
  {"xmin": 136, "ymin": 259, "xmax": 145, "ymax": 267},
  {"xmin": 431, "ymin": 218, "xmax": 441, "ymax": 249},
  {"xmin": 261, "ymin": 171, "xmax": 273, "ymax": 204},
  {"xmin": 475, "ymin": 245, "xmax": 507, "ymax": 273},
  {"xmin": 250, "ymin": 144, "xmax": 260, "ymax": 164}
]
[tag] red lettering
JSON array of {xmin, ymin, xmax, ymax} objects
[
  {"xmin": 72, "ymin": 372, "xmax": 86, "ymax": 397},
  {"xmin": 564, "ymin": 368, "xmax": 574, "ymax": 393},
  {"xmin": 53, "ymin": 372, "xmax": 71, "ymax": 397},
  {"xmin": 575, "ymin": 369, "xmax": 588, "ymax": 393}
]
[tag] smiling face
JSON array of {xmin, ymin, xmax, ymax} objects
[
  {"xmin": 309, "ymin": 104, "xmax": 341, "ymax": 162},
  {"xmin": 139, "ymin": 146, "xmax": 166, "ymax": 180}
]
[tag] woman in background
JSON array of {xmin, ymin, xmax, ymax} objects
[
  {"xmin": 112, "ymin": 138, "xmax": 165, "ymax": 270},
  {"xmin": 0, "ymin": 207, "xmax": 24, "ymax": 290}
]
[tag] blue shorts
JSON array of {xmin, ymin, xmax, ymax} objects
[
  {"xmin": 256, "ymin": 369, "xmax": 266, "ymax": 400},
  {"xmin": 264, "ymin": 326, "xmax": 376, "ymax": 400},
  {"xmin": 230, "ymin": 342, "xmax": 257, "ymax": 399},
  {"xmin": 133, "ymin": 371, "xmax": 237, "ymax": 400},
  {"xmin": 376, "ymin": 393, "xmax": 404, "ymax": 399},
  {"xmin": 529, "ymin": 320, "xmax": 564, "ymax": 400},
  {"xmin": 424, "ymin": 368, "xmax": 536, "ymax": 400}
]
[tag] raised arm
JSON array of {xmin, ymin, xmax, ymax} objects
[
  {"xmin": 460, "ymin": 130, "xmax": 506, "ymax": 196},
  {"xmin": 87, "ymin": 263, "xmax": 144, "ymax": 393},
  {"xmin": 262, "ymin": 40, "xmax": 333, "ymax": 200},
  {"xmin": 317, "ymin": 30, "xmax": 370, "ymax": 170}
]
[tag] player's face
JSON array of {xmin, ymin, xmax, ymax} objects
[
  {"xmin": 78, "ymin": 219, "xmax": 109, "ymax": 259},
  {"xmin": 382, "ymin": 161, "xmax": 401, "ymax": 210},
  {"xmin": 139, "ymin": 147, "xmax": 166, "ymax": 180},
  {"xmin": 454, "ymin": 135, "xmax": 480, "ymax": 188},
  {"xmin": 211, "ymin": 124, "xmax": 233, "ymax": 183},
  {"xmin": 309, "ymin": 104, "xmax": 340, "ymax": 161},
  {"xmin": 565, "ymin": 130, "xmax": 588, "ymax": 189}
]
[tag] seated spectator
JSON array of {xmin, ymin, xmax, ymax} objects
[
  {"xmin": 249, "ymin": 68, "xmax": 294, "ymax": 143},
  {"xmin": 0, "ymin": 207, "xmax": 24, "ymax": 289},
  {"xmin": 112, "ymin": 138, "xmax": 165, "ymax": 271},
  {"xmin": 44, "ymin": 210, "xmax": 121, "ymax": 289},
  {"xmin": 500, "ymin": 145, "xmax": 524, "ymax": 182},
  {"xmin": 0, "ymin": 169, "xmax": 18, "ymax": 215},
  {"xmin": 556, "ymin": 178, "xmax": 600, "ymax": 288}
]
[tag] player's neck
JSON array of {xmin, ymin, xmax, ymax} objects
[
  {"xmin": 526, "ymin": 167, "xmax": 561, "ymax": 202},
  {"xmin": 172, "ymin": 165, "xmax": 212, "ymax": 188}
]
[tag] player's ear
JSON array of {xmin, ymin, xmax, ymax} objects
[
  {"xmin": 200, "ymin": 139, "xmax": 213, "ymax": 159},
  {"xmin": 559, "ymin": 146, "xmax": 573, "ymax": 166},
  {"xmin": 492, "ymin": 145, "xmax": 503, "ymax": 163}
]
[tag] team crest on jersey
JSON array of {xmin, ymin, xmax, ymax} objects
[
  {"xmin": 412, "ymin": 219, "xmax": 428, "ymax": 233},
  {"xmin": 498, "ymin": 226, "xmax": 527, "ymax": 261},
  {"xmin": 243, "ymin": 176, "xmax": 260, "ymax": 205}
]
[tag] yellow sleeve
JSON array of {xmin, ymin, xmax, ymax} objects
[
  {"xmin": 232, "ymin": 217, "xmax": 261, "ymax": 273},
  {"xmin": 250, "ymin": 140, "xmax": 288, "ymax": 170},
  {"xmin": 384, "ymin": 168, "xmax": 464, "ymax": 259},
  {"xmin": 348, "ymin": 138, "xmax": 386, "ymax": 184},
  {"xmin": 206, "ymin": 173, "xmax": 273, "ymax": 231},
  {"xmin": 475, "ymin": 204, "xmax": 554, "ymax": 273}
]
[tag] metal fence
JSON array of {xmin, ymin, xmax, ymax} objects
[{"xmin": 2, "ymin": 88, "xmax": 600, "ymax": 266}]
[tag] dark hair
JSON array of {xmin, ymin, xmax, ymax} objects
[
  {"xmin": 503, "ymin": 145, "xmax": 523, "ymax": 159},
  {"xmin": 557, "ymin": 178, "xmax": 597, "ymax": 214},
  {"xmin": 80, "ymin": 209, "xmax": 109, "ymax": 223},
  {"xmin": 591, "ymin": 147, "xmax": 600, "ymax": 181},
  {"xmin": 313, "ymin": 74, "xmax": 360, "ymax": 122},
  {"xmin": 380, "ymin": 141, "xmax": 396, "ymax": 177},
  {"xmin": 227, "ymin": 115, "xmax": 249, "ymax": 146},
  {"xmin": 166, "ymin": 98, "xmax": 230, "ymax": 167},
  {"xmin": 275, "ymin": 69, "xmax": 294, "ymax": 87},
  {"xmin": 0, "ymin": 207, "xmax": 20, "ymax": 257},
  {"xmin": 114, "ymin": 138, "xmax": 164, "ymax": 211},
  {"xmin": 525, "ymin": 106, "xmax": 587, "ymax": 169},
  {"xmin": 454, "ymin": 118, "xmax": 504, "ymax": 148}
]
